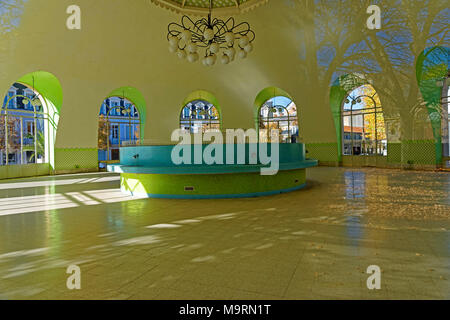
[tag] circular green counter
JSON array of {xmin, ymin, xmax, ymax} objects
[{"xmin": 107, "ymin": 143, "xmax": 318, "ymax": 199}]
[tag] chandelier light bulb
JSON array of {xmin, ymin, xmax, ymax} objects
[
  {"xmin": 203, "ymin": 28, "xmax": 215, "ymax": 41},
  {"xmin": 169, "ymin": 45, "xmax": 177, "ymax": 53},
  {"xmin": 177, "ymin": 48, "xmax": 187, "ymax": 59},
  {"xmin": 181, "ymin": 29, "xmax": 192, "ymax": 42},
  {"xmin": 225, "ymin": 32, "xmax": 235, "ymax": 44},
  {"xmin": 167, "ymin": 7, "xmax": 255, "ymax": 65},
  {"xmin": 168, "ymin": 35, "xmax": 179, "ymax": 47},
  {"xmin": 187, "ymin": 52, "xmax": 199, "ymax": 63},
  {"xmin": 210, "ymin": 43, "xmax": 220, "ymax": 54},
  {"xmin": 239, "ymin": 36, "xmax": 250, "ymax": 47},
  {"xmin": 206, "ymin": 54, "xmax": 217, "ymax": 66},
  {"xmin": 238, "ymin": 48, "xmax": 247, "ymax": 59},
  {"xmin": 244, "ymin": 43, "xmax": 253, "ymax": 53},
  {"xmin": 225, "ymin": 47, "xmax": 236, "ymax": 59},
  {"xmin": 187, "ymin": 42, "xmax": 198, "ymax": 53},
  {"xmin": 221, "ymin": 54, "xmax": 230, "ymax": 65}
]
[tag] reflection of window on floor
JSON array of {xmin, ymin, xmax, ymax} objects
[
  {"xmin": 342, "ymin": 84, "xmax": 387, "ymax": 156},
  {"xmin": 258, "ymin": 96, "xmax": 299, "ymax": 143}
]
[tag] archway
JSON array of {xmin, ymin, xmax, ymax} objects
[
  {"xmin": 180, "ymin": 90, "xmax": 222, "ymax": 133},
  {"xmin": 416, "ymin": 46, "xmax": 449, "ymax": 167},
  {"xmin": 254, "ymin": 87, "xmax": 299, "ymax": 143},
  {"xmin": 442, "ymin": 74, "xmax": 449, "ymax": 167},
  {"xmin": 97, "ymin": 87, "xmax": 145, "ymax": 168},
  {"xmin": 341, "ymin": 84, "xmax": 387, "ymax": 157},
  {"xmin": 0, "ymin": 71, "xmax": 62, "ymax": 177}
]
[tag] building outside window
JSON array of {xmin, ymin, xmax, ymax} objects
[
  {"xmin": 98, "ymin": 97, "xmax": 140, "ymax": 167},
  {"xmin": 342, "ymin": 85, "xmax": 387, "ymax": 156},
  {"xmin": 442, "ymin": 75, "xmax": 450, "ymax": 167},
  {"xmin": 180, "ymin": 100, "xmax": 220, "ymax": 134},
  {"xmin": 258, "ymin": 96, "xmax": 299, "ymax": 143},
  {"xmin": 1, "ymin": 83, "xmax": 48, "ymax": 166}
]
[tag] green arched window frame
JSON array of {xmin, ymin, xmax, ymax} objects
[
  {"xmin": 180, "ymin": 90, "xmax": 222, "ymax": 133},
  {"xmin": 254, "ymin": 87, "xmax": 299, "ymax": 143}
]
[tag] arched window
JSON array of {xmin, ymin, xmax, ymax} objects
[
  {"xmin": 180, "ymin": 100, "xmax": 220, "ymax": 134},
  {"xmin": 342, "ymin": 84, "xmax": 387, "ymax": 156},
  {"xmin": 1, "ymin": 83, "xmax": 51, "ymax": 166},
  {"xmin": 258, "ymin": 96, "xmax": 298, "ymax": 143},
  {"xmin": 98, "ymin": 96, "xmax": 140, "ymax": 165},
  {"xmin": 442, "ymin": 74, "xmax": 450, "ymax": 166}
]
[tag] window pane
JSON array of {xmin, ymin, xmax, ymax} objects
[
  {"xmin": 0, "ymin": 115, "xmax": 5, "ymax": 165},
  {"xmin": 342, "ymin": 85, "xmax": 387, "ymax": 157},
  {"xmin": 7, "ymin": 116, "xmax": 21, "ymax": 165},
  {"xmin": 98, "ymin": 98, "xmax": 140, "ymax": 164},
  {"xmin": 133, "ymin": 123, "xmax": 140, "ymax": 141},
  {"xmin": 22, "ymin": 118, "xmax": 36, "ymax": 164},
  {"xmin": 258, "ymin": 97, "xmax": 298, "ymax": 143},
  {"xmin": 180, "ymin": 100, "xmax": 221, "ymax": 134},
  {"xmin": 36, "ymin": 115, "xmax": 45, "ymax": 163},
  {"xmin": 110, "ymin": 123, "xmax": 119, "ymax": 147},
  {"xmin": 259, "ymin": 127, "xmax": 269, "ymax": 143},
  {"xmin": 98, "ymin": 116, "xmax": 108, "ymax": 151}
]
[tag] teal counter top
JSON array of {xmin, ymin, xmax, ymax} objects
[{"xmin": 108, "ymin": 159, "xmax": 318, "ymax": 175}]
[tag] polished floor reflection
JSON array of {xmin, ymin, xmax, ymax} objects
[{"xmin": 0, "ymin": 168, "xmax": 449, "ymax": 300}]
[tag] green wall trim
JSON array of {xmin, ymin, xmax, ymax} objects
[
  {"xmin": 54, "ymin": 148, "xmax": 98, "ymax": 171},
  {"xmin": 329, "ymin": 74, "xmax": 367, "ymax": 162},
  {"xmin": 17, "ymin": 71, "xmax": 63, "ymax": 113},
  {"xmin": 181, "ymin": 89, "xmax": 223, "ymax": 129},
  {"xmin": 253, "ymin": 87, "xmax": 294, "ymax": 112},
  {"xmin": 416, "ymin": 46, "xmax": 449, "ymax": 165},
  {"xmin": 253, "ymin": 87, "xmax": 295, "ymax": 132}
]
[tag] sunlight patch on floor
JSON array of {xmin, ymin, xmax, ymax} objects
[
  {"xmin": 0, "ymin": 175, "xmax": 120, "ymax": 190},
  {"xmin": 0, "ymin": 188, "xmax": 146, "ymax": 216}
]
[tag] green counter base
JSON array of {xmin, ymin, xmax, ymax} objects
[{"xmin": 120, "ymin": 168, "xmax": 308, "ymax": 199}]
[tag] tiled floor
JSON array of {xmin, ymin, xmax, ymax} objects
[{"xmin": 0, "ymin": 167, "xmax": 449, "ymax": 300}]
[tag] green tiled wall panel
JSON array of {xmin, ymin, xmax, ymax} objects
[
  {"xmin": 400, "ymin": 140, "xmax": 437, "ymax": 165},
  {"xmin": 0, "ymin": 163, "xmax": 51, "ymax": 180},
  {"xmin": 54, "ymin": 148, "xmax": 99, "ymax": 172},
  {"xmin": 387, "ymin": 143, "xmax": 402, "ymax": 164},
  {"xmin": 305, "ymin": 143, "xmax": 339, "ymax": 163}
]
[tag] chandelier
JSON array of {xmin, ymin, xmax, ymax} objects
[{"xmin": 167, "ymin": 0, "xmax": 255, "ymax": 66}]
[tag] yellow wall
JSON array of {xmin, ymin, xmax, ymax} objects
[
  {"xmin": 1, "ymin": 0, "xmax": 336, "ymax": 148},
  {"xmin": 0, "ymin": 0, "xmax": 447, "ymax": 157}
]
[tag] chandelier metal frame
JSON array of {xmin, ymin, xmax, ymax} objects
[{"xmin": 167, "ymin": 0, "xmax": 255, "ymax": 66}]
